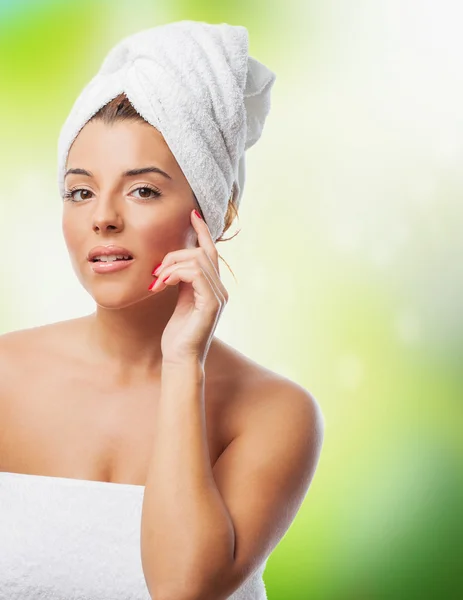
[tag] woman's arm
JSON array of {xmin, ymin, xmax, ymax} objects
[
  {"xmin": 140, "ymin": 358, "xmax": 324, "ymax": 600},
  {"xmin": 140, "ymin": 359, "xmax": 235, "ymax": 600},
  {"xmin": 139, "ymin": 212, "xmax": 323, "ymax": 599}
]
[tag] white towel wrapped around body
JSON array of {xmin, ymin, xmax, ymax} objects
[
  {"xmin": 57, "ymin": 20, "xmax": 276, "ymax": 242},
  {"xmin": 0, "ymin": 471, "xmax": 269, "ymax": 599}
]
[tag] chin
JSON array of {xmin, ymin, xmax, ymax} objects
[{"xmin": 89, "ymin": 289, "xmax": 149, "ymax": 310}]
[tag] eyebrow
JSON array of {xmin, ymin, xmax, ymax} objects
[{"xmin": 64, "ymin": 166, "xmax": 172, "ymax": 180}]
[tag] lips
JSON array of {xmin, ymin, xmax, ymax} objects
[
  {"xmin": 90, "ymin": 258, "xmax": 135, "ymax": 274},
  {"xmin": 87, "ymin": 245, "xmax": 134, "ymax": 262}
]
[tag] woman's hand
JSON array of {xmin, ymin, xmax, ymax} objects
[{"xmin": 148, "ymin": 209, "xmax": 228, "ymax": 367}]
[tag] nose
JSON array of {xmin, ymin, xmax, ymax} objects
[{"xmin": 92, "ymin": 197, "xmax": 124, "ymax": 233}]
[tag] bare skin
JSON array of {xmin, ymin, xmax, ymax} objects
[
  {"xmin": 0, "ymin": 117, "xmax": 281, "ymax": 485},
  {"xmin": 0, "ymin": 114, "xmax": 324, "ymax": 600},
  {"xmin": 0, "ymin": 317, "xmax": 275, "ymax": 486}
]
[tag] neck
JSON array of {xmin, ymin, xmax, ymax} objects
[{"xmin": 84, "ymin": 289, "xmax": 179, "ymax": 384}]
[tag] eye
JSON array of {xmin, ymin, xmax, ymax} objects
[
  {"xmin": 63, "ymin": 185, "xmax": 162, "ymax": 203},
  {"xmin": 63, "ymin": 188, "xmax": 93, "ymax": 202},
  {"xmin": 131, "ymin": 186, "xmax": 162, "ymax": 200}
]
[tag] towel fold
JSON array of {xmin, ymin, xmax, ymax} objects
[{"xmin": 57, "ymin": 20, "xmax": 276, "ymax": 241}]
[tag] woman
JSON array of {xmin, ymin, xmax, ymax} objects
[{"xmin": 0, "ymin": 20, "xmax": 324, "ymax": 600}]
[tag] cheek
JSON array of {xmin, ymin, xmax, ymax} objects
[
  {"xmin": 62, "ymin": 218, "xmax": 80, "ymax": 253},
  {"xmin": 138, "ymin": 214, "xmax": 193, "ymax": 253},
  {"xmin": 61, "ymin": 218, "xmax": 88, "ymax": 278}
]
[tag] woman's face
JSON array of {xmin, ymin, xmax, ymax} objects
[{"xmin": 62, "ymin": 119, "xmax": 199, "ymax": 308}]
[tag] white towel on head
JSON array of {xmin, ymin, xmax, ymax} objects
[{"xmin": 57, "ymin": 20, "xmax": 276, "ymax": 242}]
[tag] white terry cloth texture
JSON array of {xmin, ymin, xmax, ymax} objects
[
  {"xmin": 57, "ymin": 20, "xmax": 276, "ymax": 242},
  {"xmin": 0, "ymin": 471, "xmax": 269, "ymax": 599}
]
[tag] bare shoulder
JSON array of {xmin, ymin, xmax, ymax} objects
[
  {"xmin": 0, "ymin": 317, "xmax": 86, "ymax": 358},
  {"xmin": 0, "ymin": 319, "xmax": 70, "ymax": 346},
  {"xmin": 210, "ymin": 340, "xmax": 325, "ymax": 587},
  {"xmin": 0, "ymin": 318, "xmax": 89, "ymax": 454},
  {"xmin": 0, "ymin": 325, "xmax": 48, "ymax": 379},
  {"xmin": 0, "ymin": 325, "xmax": 49, "ymax": 426},
  {"xmin": 0, "ymin": 330, "xmax": 21, "ymax": 391},
  {"xmin": 0, "ymin": 318, "xmax": 85, "ymax": 391},
  {"xmin": 213, "ymin": 337, "xmax": 325, "ymax": 445},
  {"xmin": 246, "ymin": 362, "xmax": 325, "ymax": 449}
]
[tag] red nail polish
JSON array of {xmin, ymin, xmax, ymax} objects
[
  {"xmin": 162, "ymin": 275, "xmax": 170, "ymax": 283},
  {"xmin": 194, "ymin": 209, "xmax": 202, "ymax": 220},
  {"xmin": 148, "ymin": 279, "xmax": 156, "ymax": 291},
  {"xmin": 151, "ymin": 262, "xmax": 162, "ymax": 276}
]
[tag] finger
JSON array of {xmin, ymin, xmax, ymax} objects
[
  {"xmin": 153, "ymin": 248, "xmax": 217, "ymax": 278},
  {"xmin": 155, "ymin": 263, "xmax": 224, "ymax": 313},
  {"xmin": 191, "ymin": 209, "xmax": 220, "ymax": 275},
  {"xmin": 152, "ymin": 249, "xmax": 228, "ymax": 301},
  {"xmin": 150, "ymin": 259, "xmax": 227, "ymax": 305}
]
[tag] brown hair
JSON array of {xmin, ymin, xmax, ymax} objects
[{"xmin": 89, "ymin": 93, "xmax": 240, "ymax": 281}]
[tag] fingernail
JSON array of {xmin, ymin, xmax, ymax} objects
[
  {"xmin": 194, "ymin": 209, "xmax": 202, "ymax": 220},
  {"xmin": 151, "ymin": 262, "xmax": 162, "ymax": 276},
  {"xmin": 148, "ymin": 279, "xmax": 157, "ymax": 291},
  {"xmin": 162, "ymin": 275, "xmax": 170, "ymax": 283}
]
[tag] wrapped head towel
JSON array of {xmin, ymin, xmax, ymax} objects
[{"xmin": 57, "ymin": 20, "xmax": 276, "ymax": 242}]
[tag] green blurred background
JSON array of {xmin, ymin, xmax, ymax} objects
[{"xmin": 0, "ymin": 1, "xmax": 461, "ymax": 598}]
